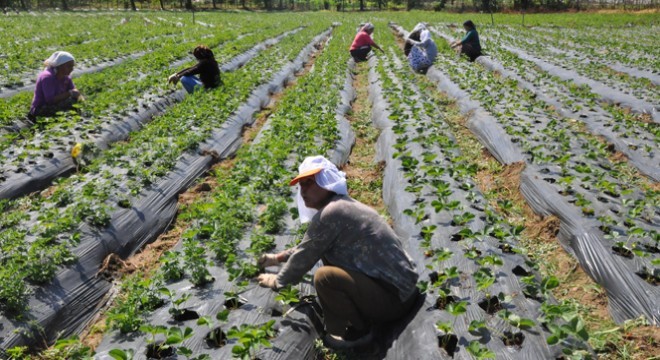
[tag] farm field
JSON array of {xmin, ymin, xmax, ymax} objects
[{"xmin": 0, "ymin": 10, "xmax": 657, "ymax": 360}]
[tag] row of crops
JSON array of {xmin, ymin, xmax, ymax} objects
[
  {"xmin": 0, "ymin": 10, "xmax": 657, "ymax": 360},
  {"xmin": 0, "ymin": 12, "xmax": 339, "ymax": 355},
  {"xmin": 356, "ymin": 23, "xmax": 591, "ymax": 358}
]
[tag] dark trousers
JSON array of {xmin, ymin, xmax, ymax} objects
[
  {"xmin": 29, "ymin": 97, "xmax": 77, "ymax": 120},
  {"xmin": 314, "ymin": 266, "xmax": 416, "ymax": 337},
  {"xmin": 461, "ymin": 44, "xmax": 482, "ymax": 62},
  {"xmin": 350, "ymin": 46, "xmax": 371, "ymax": 62}
]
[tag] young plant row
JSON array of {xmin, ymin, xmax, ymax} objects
[
  {"xmin": 471, "ymin": 32, "xmax": 658, "ymax": 162},
  {"xmin": 0, "ymin": 23, "xmax": 332, "ymax": 315},
  {"xmin": 511, "ymin": 24, "xmax": 658, "ymax": 72},
  {"xmin": 93, "ymin": 21, "xmax": 355, "ymax": 360},
  {"xmin": 369, "ymin": 30, "xmax": 591, "ymax": 358},
  {"xmin": 0, "ymin": 23, "xmax": 306, "ymax": 200},
  {"xmin": 0, "ymin": 12, "xmax": 215, "ymax": 89},
  {"xmin": 432, "ymin": 25, "xmax": 658, "ymax": 182},
  {"xmin": 0, "ymin": 16, "xmax": 301, "ymax": 144},
  {"xmin": 486, "ymin": 27, "xmax": 659, "ymax": 106},
  {"xmin": 422, "ymin": 26, "xmax": 659, "ymax": 274}
]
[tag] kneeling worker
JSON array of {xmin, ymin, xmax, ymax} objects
[{"xmin": 257, "ymin": 155, "xmax": 419, "ymax": 349}]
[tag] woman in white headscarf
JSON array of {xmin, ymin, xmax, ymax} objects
[
  {"xmin": 29, "ymin": 51, "xmax": 83, "ymax": 120},
  {"xmin": 257, "ymin": 155, "xmax": 419, "ymax": 349},
  {"xmin": 405, "ymin": 23, "xmax": 438, "ymax": 74}
]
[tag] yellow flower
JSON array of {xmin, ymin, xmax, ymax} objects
[{"xmin": 71, "ymin": 143, "xmax": 83, "ymax": 159}]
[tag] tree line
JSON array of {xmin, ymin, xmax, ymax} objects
[{"xmin": 1, "ymin": 0, "xmax": 656, "ymax": 13}]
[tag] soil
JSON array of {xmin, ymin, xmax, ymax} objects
[
  {"xmin": 343, "ymin": 61, "xmax": 386, "ymax": 214},
  {"xmin": 205, "ymin": 327, "xmax": 228, "ymax": 348},
  {"xmin": 437, "ymin": 333, "xmax": 458, "ymax": 356}
]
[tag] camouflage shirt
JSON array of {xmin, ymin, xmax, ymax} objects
[{"xmin": 277, "ymin": 194, "xmax": 419, "ymax": 302}]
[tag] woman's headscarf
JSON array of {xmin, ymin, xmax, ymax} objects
[
  {"xmin": 289, "ymin": 155, "xmax": 348, "ymax": 223},
  {"xmin": 44, "ymin": 51, "xmax": 75, "ymax": 70},
  {"xmin": 361, "ymin": 22, "xmax": 374, "ymax": 33},
  {"xmin": 420, "ymin": 28, "xmax": 431, "ymax": 42}
]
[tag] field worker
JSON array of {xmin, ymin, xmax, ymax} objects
[
  {"xmin": 29, "ymin": 51, "xmax": 83, "ymax": 120},
  {"xmin": 450, "ymin": 20, "xmax": 482, "ymax": 62},
  {"xmin": 405, "ymin": 23, "xmax": 438, "ymax": 74},
  {"xmin": 257, "ymin": 155, "xmax": 419, "ymax": 349},
  {"xmin": 349, "ymin": 22, "xmax": 384, "ymax": 62},
  {"xmin": 168, "ymin": 45, "xmax": 221, "ymax": 94}
]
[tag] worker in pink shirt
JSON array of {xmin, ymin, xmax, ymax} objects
[
  {"xmin": 29, "ymin": 51, "xmax": 83, "ymax": 120},
  {"xmin": 349, "ymin": 23, "xmax": 384, "ymax": 62}
]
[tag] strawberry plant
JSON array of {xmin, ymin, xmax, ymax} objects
[{"xmin": 227, "ymin": 320, "xmax": 277, "ymax": 360}]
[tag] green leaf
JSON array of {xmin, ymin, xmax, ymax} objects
[
  {"xmin": 216, "ymin": 309, "xmax": 230, "ymax": 322},
  {"xmin": 108, "ymin": 349, "xmax": 132, "ymax": 360},
  {"xmin": 177, "ymin": 347, "xmax": 193, "ymax": 356}
]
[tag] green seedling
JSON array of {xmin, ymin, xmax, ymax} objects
[
  {"xmin": 274, "ymin": 285, "xmax": 301, "ymax": 315},
  {"xmin": 197, "ymin": 309, "xmax": 230, "ymax": 348},
  {"xmin": 227, "ymin": 320, "xmax": 277, "ymax": 360}
]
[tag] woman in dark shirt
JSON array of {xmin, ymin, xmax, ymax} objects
[
  {"xmin": 168, "ymin": 45, "xmax": 221, "ymax": 93},
  {"xmin": 451, "ymin": 20, "xmax": 482, "ymax": 62}
]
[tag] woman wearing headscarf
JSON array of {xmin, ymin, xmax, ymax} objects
[
  {"xmin": 451, "ymin": 20, "xmax": 482, "ymax": 62},
  {"xmin": 349, "ymin": 23, "xmax": 384, "ymax": 62},
  {"xmin": 168, "ymin": 45, "xmax": 221, "ymax": 94},
  {"xmin": 29, "ymin": 51, "xmax": 82, "ymax": 119},
  {"xmin": 257, "ymin": 156, "xmax": 419, "ymax": 349},
  {"xmin": 405, "ymin": 23, "xmax": 438, "ymax": 74}
]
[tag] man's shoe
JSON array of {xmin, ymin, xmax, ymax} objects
[{"xmin": 323, "ymin": 327, "xmax": 373, "ymax": 349}]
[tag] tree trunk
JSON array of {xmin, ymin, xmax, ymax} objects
[
  {"xmin": 359, "ymin": 0, "xmax": 365, "ymax": 10},
  {"xmin": 130, "ymin": 0, "xmax": 137, "ymax": 10},
  {"xmin": 61, "ymin": 0, "xmax": 68, "ymax": 10},
  {"xmin": 185, "ymin": 0, "xmax": 192, "ymax": 9},
  {"xmin": 159, "ymin": 0, "xmax": 164, "ymax": 9}
]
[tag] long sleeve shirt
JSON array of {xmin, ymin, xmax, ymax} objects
[
  {"xmin": 30, "ymin": 68, "xmax": 74, "ymax": 114},
  {"xmin": 176, "ymin": 58, "xmax": 221, "ymax": 89},
  {"xmin": 276, "ymin": 194, "xmax": 419, "ymax": 302},
  {"xmin": 462, "ymin": 29, "xmax": 481, "ymax": 51}
]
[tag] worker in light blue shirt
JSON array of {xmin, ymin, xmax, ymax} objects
[{"xmin": 405, "ymin": 23, "xmax": 438, "ymax": 74}]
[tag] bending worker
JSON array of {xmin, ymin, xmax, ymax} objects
[
  {"xmin": 29, "ymin": 51, "xmax": 83, "ymax": 120},
  {"xmin": 405, "ymin": 23, "xmax": 438, "ymax": 74},
  {"xmin": 349, "ymin": 22, "xmax": 384, "ymax": 62},
  {"xmin": 257, "ymin": 155, "xmax": 419, "ymax": 349},
  {"xmin": 168, "ymin": 45, "xmax": 221, "ymax": 94},
  {"xmin": 450, "ymin": 20, "xmax": 482, "ymax": 62}
]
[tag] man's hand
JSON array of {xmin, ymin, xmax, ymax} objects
[
  {"xmin": 257, "ymin": 274, "xmax": 279, "ymax": 289},
  {"xmin": 258, "ymin": 253, "xmax": 280, "ymax": 268},
  {"xmin": 167, "ymin": 74, "xmax": 179, "ymax": 85}
]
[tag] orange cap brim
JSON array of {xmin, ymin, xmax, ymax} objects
[{"xmin": 289, "ymin": 168, "xmax": 322, "ymax": 186}]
